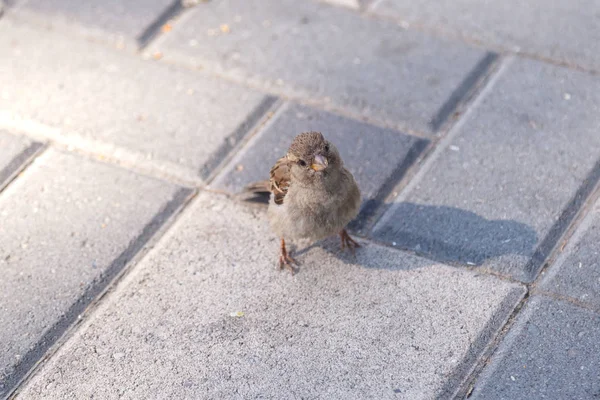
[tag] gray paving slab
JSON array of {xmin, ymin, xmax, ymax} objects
[
  {"xmin": 7, "ymin": 0, "xmax": 177, "ymax": 49},
  {"xmin": 373, "ymin": 58, "xmax": 600, "ymax": 282},
  {"xmin": 212, "ymin": 102, "xmax": 428, "ymax": 228},
  {"xmin": 470, "ymin": 296, "xmax": 600, "ymax": 400},
  {"xmin": 0, "ymin": 130, "xmax": 43, "ymax": 189},
  {"xmin": 371, "ymin": 0, "xmax": 600, "ymax": 72},
  {"xmin": 539, "ymin": 196, "xmax": 600, "ymax": 309},
  {"xmin": 0, "ymin": 18, "xmax": 274, "ymax": 184},
  {"xmin": 17, "ymin": 193, "xmax": 525, "ymax": 400},
  {"xmin": 0, "ymin": 149, "xmax": 190, "ymax": 397},
  {"xmin": 151, "ymin": 0, "xmax": 494, "ymax": 135}
]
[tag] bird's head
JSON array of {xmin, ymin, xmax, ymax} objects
[{"xmin": 286, "ymin": 131, "xmax": 341, "ymax": 185}]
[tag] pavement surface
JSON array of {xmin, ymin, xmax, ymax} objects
[{"xmin": 0, "ymin": 0, "xmax": 599, "ymax": 399}]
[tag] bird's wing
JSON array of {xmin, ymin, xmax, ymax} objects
[{"xmin": 269, "ymin": 156, "xmax": 292, "ymax": 205}]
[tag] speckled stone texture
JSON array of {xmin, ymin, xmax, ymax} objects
[
  {"xmin": 151, "ymin": 0, "xmax": 491, "ymax": 135},
  {"xmin": 471, "ymin": 296, "xmax": 600, "ymax": 400},
  {"xmin": 17, "ymin": 193, "xmax": 525, "ymax": 399},
  {"xmin": 0, "ymin": 149, "xmax": 188, "ymax": 395},
  {"xmin": 0, "ymin": 19, "xmax": 273, "ymax": 183},
  {"xmin": 374, "ymin": 58, "xmax": 600, "ymax": 282}
]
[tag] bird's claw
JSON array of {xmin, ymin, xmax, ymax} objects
[
  {"xmin": 340, "ymin": 229, "xmax": 360, "ymax": 256},
  {"xmin": 278, "ymin": 238, "xmax": 297, "ymax": 274},
  {"xmin": 278, "ymin": 253, "xmax": 297, "ymax": 274}
]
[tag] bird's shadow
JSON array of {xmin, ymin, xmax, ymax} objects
[{"xmin": 294, "ymin": 201, "xmax": 538, "ymax": 271}]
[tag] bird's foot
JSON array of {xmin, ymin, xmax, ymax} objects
[
  {"xmin": 278, "ymin": 238, "xmax": 297, "ymax": 274},
  {"xmin": 339, "ymin": 229, "xmax": 360, "ymax": 255}
]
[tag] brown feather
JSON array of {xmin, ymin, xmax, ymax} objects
[{"xmin": 269, "ymin": 156, "xmax": 292, "ymax": 205}]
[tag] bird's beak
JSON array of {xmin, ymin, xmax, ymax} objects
[{"xmin": 311, "ymin": 154, "xmax": 328, "ymax": 171}]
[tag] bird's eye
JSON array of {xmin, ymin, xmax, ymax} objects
[
  {"xmin": 298, "ymin": 159, "xmax": 307, "ymax": 167},
  {"xmin": 324, "ymin": 144, "xmax": 330, "ymax": 152}
]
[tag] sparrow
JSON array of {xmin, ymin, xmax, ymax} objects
[{"xmin": 245, "ymin": 132, "xmax": 361, "ymax": 273}]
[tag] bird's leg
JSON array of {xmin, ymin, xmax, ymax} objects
[
  {"xmin": 339, "ymin": 229, "xmax": 360, "ymax": 255},
  {"xmin": 278, "ymin": 238, "xmax": 297, "ymax": 274}
]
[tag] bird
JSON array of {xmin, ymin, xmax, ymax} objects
[{"xmin": 244, "ymin": 131, "xmax": 361, "ymax": 273}]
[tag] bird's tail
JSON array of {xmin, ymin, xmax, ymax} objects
[
  {"xmin": 236, "ymin": 180, "xmax": 271, "ymax": 203},
  {"xmin": 243, "ymin": 180, "xmax": 270, "ymax": 194}
]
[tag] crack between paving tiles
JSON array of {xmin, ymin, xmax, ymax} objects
[
  {"xmin": 134, "ymin": 6, "xmax": 600, "ymax": 397},
  {"xmin": 4, "ymin": 4, "xmax": 598, "ymax": 397},
  {"xmin": 531, "ymin": 290, "xmax": 600, "ymax": 315},
  {"xmin": 349, "ymin": 137, "xmax": 429, "ymax": 234},
  {"xmin": 208, "ymin": 101, "xmax": 291, "ymax": 193},
  {"xmin": 0, "ymin": 141, "xmax": 46, "ymax": 194},
  {"xmin": 344, "ymin": 55, "xmax": 532, "ymax": 399},
  {"xmin": 436, "ymin": 286, "xmax": 528, "ymax": 400},
  {"xmin": 362, "ymin": 56, "xmax": 508, "ymax": 239},
  {"xmin": 199, "ymin": 95, "xmax": 280, "ymax": 183},
  {"xmin": 361, "ymin": 51, "xmax": 599, "ymax": 283},
  {"xmin": 459, "ymin": 279, "xmax": 600, "ymax": 399},
  {"xmin": 2, "ymin": 188, "xmax": 196, "ymax": 400},
  {"xmin": 429, "ymin": 52, "xmax": 499, "ymax": 132},
  {"xmin": 18, "ymin": 4, "xmax": 591, "ymax": 395},
  {"xmin": 456, "ymin": 289, "xmax": 531, "ymax": 399},
  {"xmin": 142, "ymin": 54, "xmax": 434, "ymax": 140},
  {"xmin": 0, "ymin": 115, "xmax": 204, "ymax": 188},
  {"xmin": 136, "ymin": 0, "xmax": 187, "ymax": 51},
  {"xmin": 524, "ymin": 157, "xmax": 600, "ymax": 281},
  {"xmin": 453, "ymin": 163, "xmax": 600, "ymax": 398}
]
